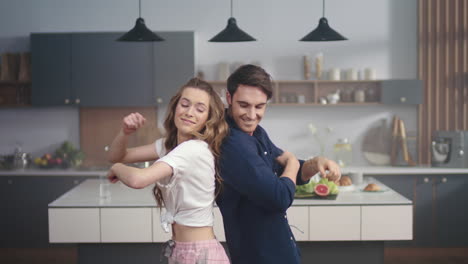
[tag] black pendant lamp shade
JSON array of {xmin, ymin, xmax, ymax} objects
[
  {"xmin": 300, "ymin": 0, "xmax": 347, "ymax": 41},
  {"xmin": 117, "ymin": 0, "xmax": 164, "ymax": 42},
  {"xmin": 209, "ymin": 0, "xmax": 256, "ymax": 42},
  {"xmin": 209, "ymin": 17, "xmax": 256, "ymax": 42}
]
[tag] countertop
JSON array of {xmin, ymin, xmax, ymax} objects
[
  {"xmin": 49, "ymin": 178, "xmax": 411, "ymax": 208},
  {"xmin": 292, "ymin": 177, "xmax": 411, "ymax": 206},
  {"xmin": 3, "ymin": 165, "xmax": 468, "ymax": 176}
]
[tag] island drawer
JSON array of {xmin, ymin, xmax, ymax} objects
[{"xmin": 49, "ymin": 208, "xmax": 100, "ymax": 243}]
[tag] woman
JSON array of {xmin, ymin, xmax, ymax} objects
[{"xmin": 106, "ymin": 77, "xmax": 230, "ymax": 264}]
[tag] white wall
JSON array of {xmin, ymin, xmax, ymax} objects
[
  {"xmin": 0, "ymin": 0, "xmax": 418, "ymax": 80},
  {"xmin": 0, "ymin": 0, "xmax": 419, "ymax": 165}
]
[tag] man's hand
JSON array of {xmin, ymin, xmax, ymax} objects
[
  {"xmin": 275, "ymin": 151, "xmax": 297, "ymax": 167},
  {"xmin": 276, "ymin": 151, "xmax": 300, "ymax": 184},
  {"xmin": 301, "ymin": 157, "xmax": 341, "ymax": 183}
]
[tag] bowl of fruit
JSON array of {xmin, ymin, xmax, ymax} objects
[{"xmin": 34, "ymin": 141, "xmax": 85, "ymax": 169}]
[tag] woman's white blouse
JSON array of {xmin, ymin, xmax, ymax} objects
[{"xmin": 155, "ymin": 138, "xmax": 215, "ymax": 232}]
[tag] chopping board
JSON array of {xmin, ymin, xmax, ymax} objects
[
  {"xmin": 362, "ymin": 119, "xmax": 392, "ymax": 165},
  {"xmin": 295, "ymin": 193, "xmax": 338, "ymax": 200}
]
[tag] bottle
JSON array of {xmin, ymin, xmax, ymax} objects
[
  {"xmin": 365, "ymin": 87, "xmax": 376, "ymax": 102},
  {"xmin": 354, "ymin": 89, "xmax": 365, "ymax": 103},
  {"xmin": 303, "ymin": 55, "xmax": 311, "ymax": 80},
  {"xmin": 315, "ymin": 53, "xmax": 323, "ymax": 80},
  {"xmin": 333, "ymin": 138, "xmax": 353, "ymax": 167}
]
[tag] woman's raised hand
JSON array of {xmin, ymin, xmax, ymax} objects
[{"xmin": 122, "ymin": 112, "xmax": 147, "ymax": 135}]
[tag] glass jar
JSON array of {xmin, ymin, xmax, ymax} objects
[
  {"xmin": 354, "ymin": 89, "xmax": 365, "ymax": 103},
  {"xmin": 333, "ymin": 138, "xmax": 353, "ymax": 167}
]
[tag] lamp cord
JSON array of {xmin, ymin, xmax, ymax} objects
[
  {"xmin": 322, "ymin": 0, "xmax": 325, "ymax": 17},
  {"xmin": 139, "ymin": 0, "xmax": 142, "ymax": 17},
  {"xmin": 230, "ymin": 0, "xmax": 233, "ymax": 17}
]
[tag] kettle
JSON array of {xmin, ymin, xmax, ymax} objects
[{"xmin": 13, "ymin": 146, "xmax": 31, "ymax": 169}]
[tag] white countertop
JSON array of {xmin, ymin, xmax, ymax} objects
[
  {"xmin": 341, "ymin": 166, "xmax": 468, "ymax": 175},
  {"xmin": 2, "ymin": 166, "xmax": 468, "ymax": 177},
  {"xmin": 49, "ymin": 178, "xmax": 411, "ymax": 208},
  {"xmin": 49, "ymin": 179, "xmax": 155, "ymax": 207},
  {"xmin": 0, "ymin": 168, "xmax": 106, "ymax": 176}
]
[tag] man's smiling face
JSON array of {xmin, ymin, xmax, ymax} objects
[{"xmin": 227, "ymin": 85, "xmax": 268, "ymax": 136}]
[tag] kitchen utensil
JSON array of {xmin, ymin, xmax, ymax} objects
[
  {"xmin": 326, "ymin": 90, "xmax": 340, "ymax": 104},
  {"xmin": 353, "ymin": 89, "xmax": 365, "ymax": 103},
  {"xmin": 362, "ymin": 119, "xmax": 391, "ymax": 165},
  {"xmin": 348, "ymin": 172, "xmax": 363, "ymax": 186},
  {"xmin": 13, "ymin": 146, "xmax": 31, "ymax": 169},
  {"xmin": 399, "ymin": 119, "xmax": 416, "ymax": 166},
  {"xmin": 432, "ymin": 130, "xmax": 468, "ymax": 168},
  {"xmin": 364, "ymin": 68, "xmax": 376, "ymax": 80},
  {"xmin": 329, "ymin": 68, "xmax": 341, "ymax": 80},
  {"xmin": 390, "ymin": 115, "xmax": 400, "ymax": 165},
  {"xmin": 294, "ymin": 193, "xmax": 338, "ymax": 200},
  {"xmin": 333, "ymin": 138, "xmax": 352, "ymax": 167},
  {"xmin": 431, "ymin": 139, "xmax": 450, "ymax": 163}
]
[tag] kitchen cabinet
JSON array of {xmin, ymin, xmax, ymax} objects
[
  {"xmin": 100, "ymin": 208, "xmax": 152, "ymax": 242},
  {"xmin": 0, "ymin": 81, "xmax": 31, "ymax": 106},
  {"xmin": 414, "ymin": 175, "xmax": 468, "ymax": 247},
  {"xmin": 373, "ymin": 175, "xmax": 415, "ymax": 247},
  {"xmin": 31, "ymin": 33, "xmax": 72, "ymax": 106},
  {"xmin": 309, "ymin": 206, "xmax": 361, "ymax": 241},
  {"xmin": 433, "ymin": 175, "xmax": 468, "ymax": 246},
  {"xmin": 0, "ymin": 176, "xmax": 91, "ymax": 247},
  {"xmin": 287, "ymin": 206, "xmax": 309, "ymax": 241},
  {"xmin": 49, "ymin": 208, "xmax": 100, "ymax": 243},
  {"xmin": 380, "ymin": 80, "xmax": 422, "ymax": 104},
  {"xmin": 210, "ymin": 79, "xmax": 422, "ymax": 106},
  {"xmin": 152, "ymin": 31, "xmax": 195, "ymax": 105},
  {"xmin": 377, "ymin": 174, "xmax": 468, "ymax": 247},
  {"xmin": 71, "ymin": 33, "xmax": 154, "ymax": 107},
  {"xmin": 31, "ymin": 31, "xmax": 194, "ymax": 107},
  {"xmin": 361, "ymin": 205, "xmax": 412, "ymax": 241}
]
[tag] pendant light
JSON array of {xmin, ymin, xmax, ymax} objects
[
  {"xmin": 117, "ymin": 0, "xmax": 164, "ymax": 42},
  {"xmin": 209, "ymin": 0, "xmax": 256, "ymax": 42},
  {"xmin": 300, "ymin": 0, "xmax": 347, "ymax": 41}
]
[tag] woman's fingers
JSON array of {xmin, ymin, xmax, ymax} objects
[{"xmin": 122, "ymin": 112, "xmax": 147, "ymax": 134}]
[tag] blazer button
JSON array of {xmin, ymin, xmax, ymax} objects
[
  {"xmin": 264, "ymin": 151, "xmax": 268, "ymax": 155},
  {"xmin": 290, "ymin": 236, "xmax": 293, "ymax": 240}
]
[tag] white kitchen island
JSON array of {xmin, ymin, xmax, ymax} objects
[{"xmin": 48, "ymin": 178, "xmax": 412, "ymax": 264}]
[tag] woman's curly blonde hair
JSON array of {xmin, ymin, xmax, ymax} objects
[{"xmin": 153, "ymin": 77, "xmax": 229, "ymax": 208}]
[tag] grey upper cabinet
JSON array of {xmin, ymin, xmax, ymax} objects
[
  {"xmin": 31, "ymin": 31, "xmax": 195, "ymax": 107},
  {"xmin": 31, "ymin": 33, "xmax": 73, "ymax": 106},
  {"xmin": 72, "ymin": 33, "xmax": 154, "ymax": 107},
  {"xmin": 153, "ymin": 31, "xmax": 195, "ymax": 105},
  {"xmin": 381, "ymin": 79, "xmax": 423, "ymax": 104}
]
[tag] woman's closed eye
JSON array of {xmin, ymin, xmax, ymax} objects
[{"xmin": 196, "ymin": 106, "xmax": 206, "ymax": 113}]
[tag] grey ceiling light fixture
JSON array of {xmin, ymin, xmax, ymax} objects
[
  {"xmin": 300, "ymin": 0, "xmax": 347, "ymax": 41},
  {"xmin": 209, "ymin": 0, "xmax": 256, "ymax": 42},
  {"xmin": 117, "ymin": 0, "xmax": 164, "ymax": 42}
]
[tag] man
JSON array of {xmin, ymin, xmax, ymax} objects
[{"xmin": 217, "ymin": 64, "xmax": 341, "ymax": 264}]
